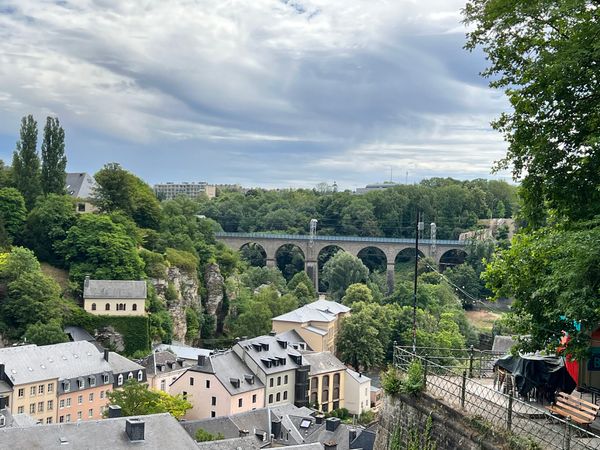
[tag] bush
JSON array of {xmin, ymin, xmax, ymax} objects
[
  {"xmin": 140, "ymin": 249, "xmax": 167, "ymax": 279},
  {"xmin": 327, "ymin": 408, "xmax": 350, "ymax": 420},
  {"xmin": 195, "ymin": 428, "xmax": 224, "ymax": 442},
  {"xmin": 381, "ymin": 366, "xmax": 403, "ymax": 396},
  {"xmin": 400, "ymin": 360, "xmax": 425, "ymax": 394},
  {"xmin": 358, "ymin": 409, "xmax": 375, "ymax": 425},
  {"xmin": 165, "ymin": 248, "xmax": 199, "ymax": 274}
]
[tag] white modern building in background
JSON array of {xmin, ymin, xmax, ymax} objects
[{"xmin": 154, "ymin": 182, "xmax": 216, "ymax": 200}]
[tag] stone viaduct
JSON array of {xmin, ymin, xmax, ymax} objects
[{"xmin": 215, "ymin": 232, "xmax": 468, "ymax": 293}]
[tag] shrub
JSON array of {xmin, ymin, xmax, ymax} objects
[
  {"xmin": 195, "ymin": 428, "xmax": 224, "ymax": 442},
  {"xmin": 165, "ymin": 248, "xmax": 199, "ymax": 274},
  {"xmin": 400, "ymin": 360, "xmax": 425, "ymax": 394},
  {"xmin": 381, "ymin": 366, "xmax": 403, "ymax": 396},
  {"xmin": 358, "ymin": 409, "xmax": 375, "ymax": 425},
  {"xmin": 140, "ymin": 249, "xmax": 167, "ymax": 279}
]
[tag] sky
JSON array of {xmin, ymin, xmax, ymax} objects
[{"xmin": 0, "ymin": 0, "xmax": 511, "ymax": 190}]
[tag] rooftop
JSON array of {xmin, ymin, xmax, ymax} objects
[
  {"xmin": 0, "ymin": 342, "xmax": 112, "ymax": 385},
  {"xmin": 234, "ymin": 335, "xmax": 304, "ymax": 375},
  {"xmin": 345, "ymin": 369, "xmax": 371, "ymax": 384},
  {"xmin": 107, "ymin": 352, "xmax": 144, "ymax": 375},
  {"xmin": 65, "ymin": 172, "xmax": 97, "ymax": 199},
  {"xmin": 272, "ymin": 300, "xmax": 350, "ymax": 324},
  {"xmin": 139, "ymin": 351, "xmax": 189, "ymax": 376},
  {"xmin": 153, "ymin": 343, "xmax": 213, "ymax": 361},
  {"xmin": 83, "ymin": 279, "xmax": 147, "ymax": 300},
  {"xmin": 301, "ymin": 351, "xmax": 346, "ymax": 375}
]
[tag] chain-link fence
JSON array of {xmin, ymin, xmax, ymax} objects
[{"xmin": 393, "ymin": 346, "xmax": 600, "ymax": 450}]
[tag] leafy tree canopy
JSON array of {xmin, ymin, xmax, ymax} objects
[
  {"xmin": 40, "ymin": 116, "xmax": 67, "ymax": 195},
  {"xmin": 12, "ymin": 115, "xmax": 41, "ymax": 209},
  {"xmin": 321, "ymin": 251, "xmax": 369, "ymax": 301},
  {"xmin": 0, "ymin": 188, "xmax": 26, "ymax": 244},
  {"xmin": 342, "ymin": 283, "xmax": 374, "ymax": 307}
]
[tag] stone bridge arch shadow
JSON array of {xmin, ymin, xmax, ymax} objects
[
  {"xmin": 317, "ymin": 245, "xmax": 345, "ymax": 293},
  {"xmin": 275, "ymin": 244, "xmax": 306, "ymax": 282},
  {"xmin": 239, "ymin": 242, "xmax": 267, "ymax": 267},
  {"xmin": 357, "ymin": 246, "xmax": 387, "ymax": 274},
  {"xmin": 439, "ymin": 249, "xmax": 468, "ymax": 271}
]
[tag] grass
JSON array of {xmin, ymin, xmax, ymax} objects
[{"xmin": 465, "ymin": 309, "xmax": 500, "ymax": 332}]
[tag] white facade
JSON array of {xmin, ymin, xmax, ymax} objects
[{"xmin": 344, "ymin": 369, "xmax": 371, "ymax": 415}]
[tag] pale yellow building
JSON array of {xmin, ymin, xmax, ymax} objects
[
  {"xmin": 344, "ymin": 369, "xmax": 371, "ymax": 415},
  {"xmin": 302, "ymin": 351, "xmax": 346, "ymax": 413},
  {"xmin": 271, "ymin": 300, "xmax": 350, "ymax": 353},
  {"xmin": 83, "ymin": 278, "xmax": 146, "ymax": 316}
]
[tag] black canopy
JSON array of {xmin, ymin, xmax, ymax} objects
[{"xmin": 494, "ymin": 354, "xmax": 576, "ymax": 399}]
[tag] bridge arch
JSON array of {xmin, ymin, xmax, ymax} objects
[
  {"xmin": 239, "ymin": 242, "xmax": 267, "ymax": 267},
  {"xmin": 357, "ymin": 246, "xmax": 387, "ymax": 273},
  {"xmin": 275, "ymin": 244, "xmax": 306, "ymax": 281},
  {"xmin": 439, "ymin": 249, "xmax": 468, "ymax": 271}
]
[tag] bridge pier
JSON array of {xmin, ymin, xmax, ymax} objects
[
  {"xmin": 386, "ymin": 263, "xmax": 395, "ymax": 295},
  {"xmin": 266, "ymin": 258, "xmax": 276, "ymax": 268},
  {"xmin": 305, "ymin": 260, "xmax": 319, "ymax": 293}
]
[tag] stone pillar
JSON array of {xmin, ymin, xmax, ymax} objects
[
  {"xmin": 305, "ymin": 260, "xmax": 319, "ymax": 293},
  {"xmin": 266, "ymin": 258, "xmax": 276, "ymax": 268},
  {"xmin": 386, "ymin": 263, "xmax": 395, "ymax": 295}
]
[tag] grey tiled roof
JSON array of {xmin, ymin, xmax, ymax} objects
[
  {"xmin": 139, "ymin": 351, "xmax": 190, "ymax": 376},
  {"xmin": 153, "ymin": 343, "xmax": 213, "ymax": 361},
  {"xmin": 301, "ymin": 351, "xmax": 346, "ymax": 376},
  {"xmin": 272, "ymin": 299, "xmax": 350, "ymax": 324},
  {"xmin": 107, "ymin": 352, "xmax": 144, "ymax": 374},
  {"xmin": 0, "ymin": 413, "xmax": 198, "ymax": 449},
  {"xmin": 66, "ymin": 172, "xmax": 97, "ymax": 199},
  {"xmin": 0, "ymin": 342, "xmax": 112, "ymax": 385},
  {"xmin": 350, "ymin": 428, "xmax": 376, "ymax": 450},
  {"xmin": 64, "ymin": 326, "xmax": 95, "ymax": 342},
  {"xmin": 274, "ymin": 329, "xmax": 310, "ymax": 350},
  {"xmin": 345, "ymin": 368, "xmax": 370, "ymax": 384},
  {"xmin": 235, "ymin": 335, "xmax": 304, "ymax": 375},
  {"xmin": 196, "ymin": 436, "xmax": 262, "ymax": 449},
  {"xmin": 83, "ymin": 279, "xmax": 147, "ymax": 300}
]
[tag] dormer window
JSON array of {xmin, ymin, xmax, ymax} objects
[
  {"xmin": 117, "ymin": 374, "xmax": 123, "ymax": 386},
  {"xmin": 137, "ymin": 371, "xmax": 143, "ymax": 382},
  {"xmin": 102, "ymin": 374, "xmax": 109, "ymax": 384},
  {"xmin": 127, "ymin": 372, "xmax": 133, "ymax": 380},
  {"xmin": 77, "ymin": 378, "xmax": 84, "ymax": 389},
  {"xmin": 89, "ymin": 376, "xmax": 96, "ymax": 387},
  {"xmin": 63, "ymin": 381, "xmax": 70, "ymax": 392}
]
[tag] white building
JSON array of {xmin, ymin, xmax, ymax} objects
[{"xmin": 344, "ymin": 369, "xmax": 371, "ymax": 415}]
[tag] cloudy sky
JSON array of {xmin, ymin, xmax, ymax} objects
[{"xmin": 0, "ymin": 0, "xmax": 510, "ymax": 190}]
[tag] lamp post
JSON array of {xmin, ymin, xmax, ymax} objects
[{"xmin": 412, "ymin": 212, "xmax": 424, "ymax": 353}]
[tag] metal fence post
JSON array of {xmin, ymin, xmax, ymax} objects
[
  {"xmin": 423, "ymin": 355, "xmax": 428, "ymax": 390},
  {"xmin": 564, "ymin": 416, "xmax": 572, "ymax": 450},
  {"xmin": 468, "ymin": 345, "xmax": 474, "ymax": 378},
  {"xmin": 461, "ymin": 371, "xmax": 466, "ymax": 408},
  {"xmin": 507, "ymin": 392, "xmax": 513, "ymax": 431}
]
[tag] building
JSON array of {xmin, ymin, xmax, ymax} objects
[
  {"xmin": 0, "ymin": 412, "xmax": 199, "ymax": 449},
  {"xmin": 302, "ymin": 352, "xmax": 346, "ymax": 413},
  {"xmin": 355, "ymin": 182, "xmax": 398, "ymax": 195},
  {"xmin": 153, "ymin": 182, "xmax": 216, "ymax": 200},
  {"xmin": 170, "ymin": 350, "xmax": 265, "ymax": 420},
  {"xmin": 139, "ymin": 350, "xmax": 190, "ymax": 393},
  {"xmin": 152, "ymin": 343, "xmax": 213, "ymax": 364},
  {"xmin": 0, "ymin": 342, "xmax": 114, "ymax": 424},
  {"xmin": 65, "ymin": 172, "xmax": 98, "ymax": 213},
  {"xmin": 344, "ymin": 370, "xmax": 371, "ymax": 415},
  {"xmin": 271, "ymin": 300, "xmax": 351, "ymax": 353},
  {"xmin": 106, "ymin": 351, "xmax": 146, "ymax": 389},
  {"xmin": 83, "ymin": 277, "xmax": 147, "ymax": 316},
  {"xmin": 233, "ymin": 335, "xmax": 310, "ymax": 408}
]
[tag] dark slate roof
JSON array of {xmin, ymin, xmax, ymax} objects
[
  {"xmin": 65, "ymin": 172, "xmax": 97, "ymax": 199},
  {"xmin": 301, "ymin": 351, "xmax": 346, "ymax": 375},
  {"xmin": 107, "ymin": 352, "xmax": 144, "ymax": 374},
  {"xmin": 195, "ymin": 436, "xmax": 262, "ymax": 449},
  {"xmin": 83, "ymin": 279, "xmax": 147, "ymax": 300},
  {"xmin": 139, "ymin": 350, "xmax": 189, "ymax": 376},
  {"xmin": 235, "ymin": 335, "xmax": 304, "ymax": 375},
  {"xmin": 350, "ymin": 428, "xmax": 376, "ymax": 450},
  {"xmin": 64, "ymin": 326, "xmax": 95, "ymax": 342},
  {"xmin": 275, "ymin": 329, "xmax": 312, "ymax": 351},
  {"xmin": 0, "ymin": 413, "xmax": 198, "ymax": 449}
]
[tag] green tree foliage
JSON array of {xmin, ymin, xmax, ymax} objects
[
  {"xmin": 185, "ymin": 307, "xmax": 201, "ymax": 343},
  {"xmin": 336, "ymin": 309, "xmax": 384, "ymax": 371},
  {"xmin": 0, "ymin": 188, "xmax": 26, "ymax": 243},
  {"xmin": 165, "ymin": 248, "xmax": 199, "ymax": 274},
  {"xmin": 139, "ymin": 249, "xmax": 167, "ymax": 279},
  {"xmin": 40, "ymin": 117, "xmax": 67, "ymax": 195},
  {"xmin": 0, "ymin": 160, "xmax": 13, "ymax": 189},
  {"xmin": 59, "ymin": 214, "xmax": 145, "ymax": 289},
  {"xmin": 229, "ymin": 299, "xmax": 272, "ymax": 338},
  {"xmin": 342, "ymin": 283, "xmax": 374, "ymax": 307},
  {"xmin": 484, "ymin": 223, "xmax": 600, "ymax": 358},
  {"xmin": 94, "ymin": 163, "xmax": 161, "ymax": 229},
  {"xmin": 464, "ymin": 0, "xmax": 600, "ymax": 225},
  {"xmin": 24, "ymin": 194, "xmax": 76, "ymax": 266},
  {"xmin": 287, "ymin": 271, "xmax": 317, "ymax": 298},
  {"xmin": 195, "ymin": 429, "xmax": 224, "ymax": 442},
  {"xmin": 444, "ymin": 264, "xmax": 481, "ymax": 309},
  {"xmin": 239, "ymin": 266, "xmax": 287, "ymax": 293},
  {"xmin": 24, "ymin": 320, "xmax": 69, "ymax": 345},
  {"xmin": 321, "ymin": 251, "xmax": 369, "ymax": 301},
  {"xmin": 12, "ymin": 115, "xmax": 41, "ymax": 209},
  {"xmin": 106, "ymin": 379, "xmax": 191, "ymax": 419}
]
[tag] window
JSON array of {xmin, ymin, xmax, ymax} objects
[
  {"xmin": 269, "ymin": 379, "xmax": 274, "ymax": 388},
  {"xmin": 333, "ymin": 387, "xmax": 339, "ymax": 399},
  {"xmin": 322, "ymin": 403, "xmax": 328, "ymax": 413},
  {"xmin": 88, "ymin": 393, "xmax": 94, "ymax": 402},
  {"xmin": 105, "ymin": 303, "xmax": 110, "ymax": 311},
  {"xmin": 284, "ymin": 375, "xmax": 288, "ymax": 384},
  {"xmin": 90, "ymin": 377, "xmax": 96, "ymax": 387},
  {"xmin": 268, "ymin": 394, "xmax": 273, "ymax": 404},
  {"xmin": 47, "ymin": 400, "xmax": 53, "ymax": 411},
  {"xmin": 77, "ymin": 203, "xmax": 86, "ymax": 212},
  {"xmin": 77, "ymin": 379, "xmax": 84, "ymax": 389},
  {"xmin": 88, "ymin": 408, "xmax": 93, "ymax": 418},
  {"xmin": 311, "ymin": 378, "xmax": 318, "ymax": 390},
  {"xmin": 102, "ymin": 374, "xmax": 109, "ymax": 384},
  {"xmin": 117, "ymin": 374, "xmax": 123, "ymax": 386},
  {"xmin": 333, "ymin": 373, "xmax": 340, "ymax": 386},
  {"xmin": 47, "ymin": 383, "xmax": 53, "ymax": 393},
  {"xmin": 91, "ymin": 303, "xmax": 97, "ymax": 311},
  {"xmin": 30, "ymin": 386, "xmax": 36, "ymax": 396},
  {"xmin": 252, "ymin": 394, "xmax": 257, "ymax": 404},
  {"xmin": 283, "ymin": 391, "xmax": 288, "ymax": 400},
  {"xmin": 310, "ymin": 392, "xmax": 318, "ymax": 404},
  {"xmin": 160, "ymin": 380, "xmax": 166, "ymax": 391},
  {"xmin": 322, "ymin": 390, "xmax": 329, "ymax": 402},
  {"xmin": 238, "ymin": 398, "xmax": 243, "ymax": 408},
  {"xmin": 190, "ymin": 377, "xmax": 194, "ymax": 386},
  {"xmin": 323, "ymin": 375, "xmax": 330, "ymax": 388},
  {"xmin": 132, "ymin": 304, "xmax": 137, "ymax": 311},
  {"xmin": 333, "ymin": 401, "xmax": 339, "ymax": 410},
  {"xmin": 137, "ymin": 371, "xmax": 143, "ymax": 382},
  {"xmin": 206, "ymin": 380, "xmax": 210, "ymax": 389},
  {"xmin": 182, "ymin": 391, "xmax": 187, "ymax": 400},
  {"xmin": 276, "ymin": 392, "xmax": 280, "ymax": 402},
  {"xmin": 77, "ymin": 395, "xmax": 82, "ymax": 405},
  {"xmin": 46, "ymin": 417, "xmax": 52, "ymax": 424},
  {"xmin": 77, "ymin": 411, "xmax": 82, "ymax": 420},
  {"xmin": 17, "ymin": 388, "xmax": 24, "ymax": 398},
  {"xmin": 17, "ymin": 406, "xmax": 24, "ymax": 414},
  {"xmin": 38, "ymin": 385, "xmax": 44, "ymax": 395},
  {"xmin": 59, "ymin": 399, "xmax": 65, "ymax": 409},
  {"xmin": 211, "ymin": 411, "xmax": 216, "ymax": 418},
  {"xmin": 38, "ymin": 401, "xmax": 44, "ymax": 412},
  {"xmin": 66, "ymin": 398, "xmax": 71, "ymax": 407},
  {"xmin": 59, "ymin": 415, "xmax": 64, "ymax": 423},
  {"xmin": 277, "ymin": 376, "xmax": 281, "ymax": 386},
  {"xmin": 127, "ymin": 372, "xmax": 133, "ymax": 380},
  {"xmin": 64, "ymin": 381, "xmax": 70, "ymax": 392},
  {"xmin": 100, "ymin": 391, "xmax": 104, "ymax": 399},
  {"xmin": 29, "ymin": 403, "xmax": 35, "ymax": 414},
  {"xmin": 211, "ymin": 396, "xmax": 216, "ymax": 406}
]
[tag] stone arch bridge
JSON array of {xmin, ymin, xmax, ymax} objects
[{"xmin": 215, "ymin": 232, "xmax": 468, "ymax": 293}]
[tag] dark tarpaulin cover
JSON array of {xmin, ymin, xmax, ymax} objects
[{"xmin": 494, "ymin": 354, "xmax": 577, "ymax": 398}]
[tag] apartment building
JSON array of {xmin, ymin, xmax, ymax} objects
[
  {"xmin": 153, "ymin": 182, "xmax": 216, "ymax": 200},
  {"xmin": 170, "ymin": 351, "xmax": 265, "ymax": 420},
  {"xmin": 140, "ymin": 351, "xmax": 190, "ymax": 394},
  {"xmin": 344, "ymin": 369, "xmax": 371, "ymax": 415}
]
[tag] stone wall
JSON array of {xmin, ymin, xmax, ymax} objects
[{"xmin": 374, "ymin": 393, "xmax": 511, "ymax": 450}]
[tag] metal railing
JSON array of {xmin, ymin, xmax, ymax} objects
[{"xmin": 393, "ymin": 346, "xmax": 600, "ymax": 450}]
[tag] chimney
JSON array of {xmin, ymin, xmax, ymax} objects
[
  {"xmin": 84, "ymin": 275, "xmax": 90, "ymax": 288},
  {"xmin": 324, "ymin": 441, "xmax": 337, "ymax": 450},
  {"xmin": 315, "ymin": 414, "xmax": 325, "ymax": 425},
  {"xmin": 108, "ymin": 405, "xmax": 122, "ymax": 418},
  {"xmin": 271, "ymin": 418, "xmax": 282, "ymax": 438},
  {"xmin": 239, "ymin": 429, "xmax": 249, "ymax": 437},
  {"xmin": 349, "ymin": 429, "xmax": 357, "ymax": 442},
  {"xmin": 0, "ymin": 364, "xmax": 5, "ymax": 380},
  {"xmin": 325, "ymin": 417, "xmax": 340, "ymax": 432},
  {"xmin": 198, "ymin": 355, "xmax": 206, "ymax": 366},
  {"xmin": 269, "ymin": 331, "xmax": 276, "ymax": 336},
  {"xmin": 104, "ymin": 349, "xmax": 109, "ymax": 362},
  {"xmin": 125, "ymin": 418, "xmax": 145, "ymax": 441}
]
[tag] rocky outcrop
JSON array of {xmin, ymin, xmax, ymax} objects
[
  {"xmin": 204, "ymin": 263, "xmax": 224, "ymax": 335},
  {"xmin": 94, "ymin": 326, "xmax": 125, "ymax": 353},
  {"xmin": 151, "ymin": 266, "xmax": 200, "ymax": 343}
]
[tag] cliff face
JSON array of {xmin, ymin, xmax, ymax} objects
[
  {"xmin": 204, "ymin": 263, "xmax": 225, "ymax": 335},
  {"xmin": 151, "ymin": 266, "xmax": 200, "ymax": 343}
]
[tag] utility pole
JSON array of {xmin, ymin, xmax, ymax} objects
[{"xmin": 412, "ymin": 212, "xmax": 424, "ymax": 353}]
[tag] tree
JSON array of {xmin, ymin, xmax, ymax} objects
[
  {"xmin": 464, "ymin": 0, "xmax": 600, "ymax": 225},
  {"xmin": 24, "ymin": 194, "xmax": 76, "ymax": 266},
  {"xmin": 444, "ymin": 264, "xmax": 482, "ymax": 309},
  {"xmin": 239, "ymin": 266, "xmax": 287, "ymax": 293},
  {"xmin": 40, "ymin": 117, "xmax": 67, "ymax": 195},
  {"xmin": 336, "ymin": 311, "xmax": 384, "ymax": 371},
  {"xmin": 342, "ymin": 283, "xmax": 374, "ymax": 307},
  {"xmin": 229, "ymin": 300, "xmax": 272, "ymax": 338},
  {"xmin": 287, "ymin": 271, "xmax": 317, "ymax": 299},
  {"xmin": 0, "ymin": 188, "xmax": 26, "ymax": 243},
  {"xmin": 106, "ymin": 379, "xmax": 191, "ymax": 419},
  {"xmin": 24, "ymin": 320, "xmax": 69, "ymax": 345},
  {"xmin": 321, "ymin": 251, "xmax": 369, "ymax": 301},
  {"xmin": 59, "ymin": 214, "xmax": 145, "ymax": 289},
  {"xmin": 12, "ymin": 115, "xmax": 41, "ymax": 209}
]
